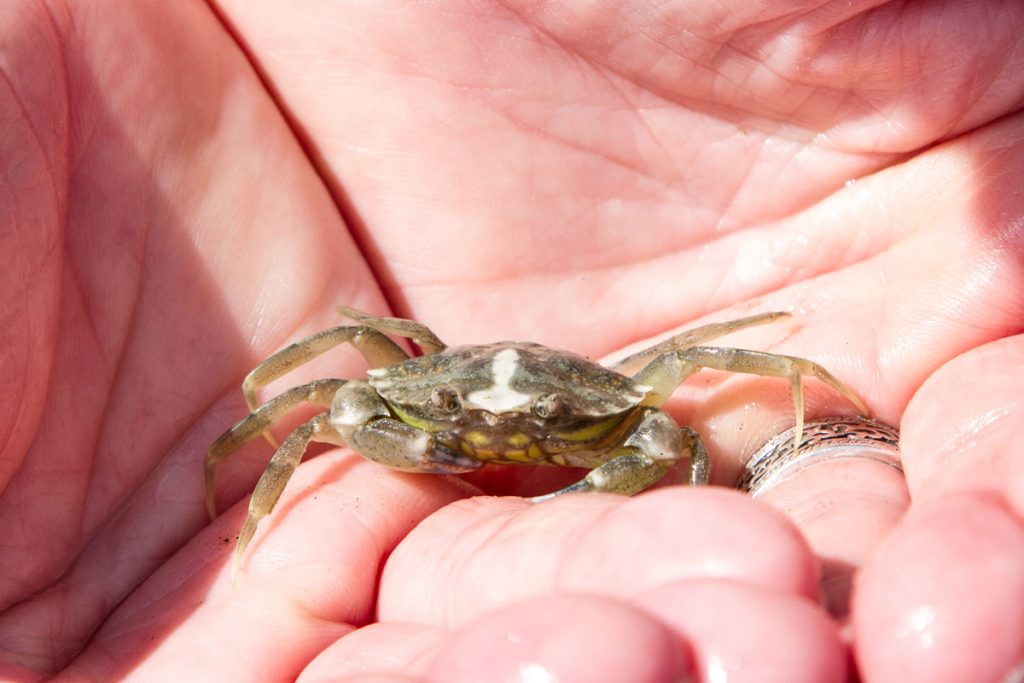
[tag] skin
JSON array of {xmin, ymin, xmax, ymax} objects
[{"xmin": 1, "ymin": 1, "xmax": 1023, "ymax": 681}]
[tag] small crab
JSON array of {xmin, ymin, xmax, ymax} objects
[{"xmin": 205, "ymin": 307, "xmax": 867, "ymax": 576}]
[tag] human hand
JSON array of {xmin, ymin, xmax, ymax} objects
[{"xmin": 1, "ymin": 1, "xmax": 1022, "ymax": 681}]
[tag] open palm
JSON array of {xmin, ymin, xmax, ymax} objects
[{"xmin": 2, "ymin": 2, "xmax": 1023, "ymax": 681}]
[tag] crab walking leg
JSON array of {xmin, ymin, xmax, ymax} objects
[
  {"xmin": 337, "ymin": 306, "xmax": 448, "ymax": 354},
  {"xmin": 231, "ymin": 413, "xmax": 345, "ymax": 579},
  {"xmin": 611, "ymin": 311, "xmax": 789, "ymax": 375},
  {"xmin": 634, "ymin": 346, "xmax": 869, "ymax": 454},
  {"xmin": 530, "ymin": 410, "xmax": 710, "ymax": 502},
  {"xmin": 242, "ymin": 326, "xmax": 409, "ymax": 448},
  {"xmin": 205, "ymin": 378, "xmax": 347, "ymax": 520},
  {"xmin": 243, "ymin": 306, "xmax": 450, "ymax": 448}
]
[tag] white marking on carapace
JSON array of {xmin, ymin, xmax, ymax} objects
[{"xmin": 466, "ymin": 348, "xmax": 532, "ymax": 412}]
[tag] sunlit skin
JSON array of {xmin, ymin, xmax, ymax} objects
[{"xmin": 2, "ymin": 2, "xmax": 1024, "ymax": 682}]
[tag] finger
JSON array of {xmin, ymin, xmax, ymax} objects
[
  {"xmin": 52, "ymin": 453, "xmax": 471, "ymax": 682},
  {"xmin": 745, "ymin": 441, "xmax": 910, "ymax": 617},
  {"xmin": 318, "ymin": 580, "xmax": 845, "ymax": 682},
  {"xmin": 422, "ymin": 595, "xmax": 690, "ymax": 683},
  {"xmin": 634, "ymin": 579, "xmax": 848, "ymax": 683},
  {"xmin": 900, "ymin": 334, "xmax": 1024, "ymax": 510},
  {"xmin": 853, "ymin": 493, "xmax": 1024, "ymax": 683},
  {"xmin": 298, "ymin": 622, "xmax": 446, "ymax": 683},
  {"xmin": 379, "ymin": 487, "xmax": 818, "ymax": 626},
  {"xmin": 334, "ymin": 677, "xmax": 422, "ymax": 683}
]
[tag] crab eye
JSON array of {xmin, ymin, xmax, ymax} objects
[
  {"xmin": 532, "ymin": 393, "xmax": 564, "ymax": 419},
  {"xmin": 430, "ymin": 386, "xmax": 460, "ymax": 412}
]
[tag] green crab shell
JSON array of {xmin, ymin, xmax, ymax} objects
[{"xmin": 366, "ymin": 342, "xmax": 651, "ymax": 420}]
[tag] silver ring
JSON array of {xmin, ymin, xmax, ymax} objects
[{"xmin": 737, "ymin": 417, "xmax": 901, "ymax": 498}]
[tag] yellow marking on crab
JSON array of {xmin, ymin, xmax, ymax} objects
[
  {"xmin": 553, "ymin": 414, "xmax": 624, "ymax": 443},
  {"xmin": 465, "ymin": 430, "xmax": 491, "ymax": 447},
  {"xmin": 471, "ymin": 448, "xmax": 497, "ymax": 461},
  {"xmin": 387, "ymin": 401, "xmax": 446, "ymax": 433},
  {"xmin": 506, "ymin": 432, "xmax": 531, "ymax": 448},
  {"xmin": 503, "ymin": 449, "xmax": 532, "ymax": 462},
  {"xmin": 528, "ymin": 443, "xmax": 544, "ymax": 460},
  {"xmin": 550, "ymin": 454, "xmax": 568, "ymax": 466},
  {"xmin": 459, "ymin": 441, "xmax": 476, "ymax": 457}
]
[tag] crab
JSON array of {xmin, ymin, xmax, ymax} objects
[{"xmin": 205, "ymin": 306, "xmax": 868, "ymax": 576}]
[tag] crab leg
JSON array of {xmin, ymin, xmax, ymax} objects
[
  {"xmin": 242, "ymin": 326, "xmax": 407, "ymax": 448},
  {"xmin": 243, "ymin": 326, "xmax": 407, "ymax": 412},
  {"xmin": 611, "ymin": 311, "xmax": 789, "ymax": 375},
  {"xmin": 243, "ymin": 308, "xmax": 449, "ymax": 449},
  {"xmin": 633, "ymin": 346, "xmax": 868, "ymax": 454},
  {"xmin": 227, "ymin": 380, "xmax": 482, "ymax": 577},
  {"xmin": 337, "ymin": 306, "xmax": 448, "ymax": 354},
  {"xmin": 231, "ymin": 412, "xmax": 344, "ymax": 579},
  {"xmin": 205, "ymin": 378, "xmax": 346, "ymax": 520},
  {"xmin": 530, "ymin": 411, "xmax": 709, "ymax": 501}
]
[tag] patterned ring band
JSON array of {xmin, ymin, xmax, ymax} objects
[{"xmin": 737, "ymin": 416, "xmax": 902, "ymax": 498}]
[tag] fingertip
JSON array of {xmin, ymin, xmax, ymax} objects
[
  {"xmin": 853, "ymin": 493, "xmax": 1024, "ymax": 682},
  {"xmin": 636, "ymin": 579, "xmax": 848, "ymax": 683},
  {"xmin": 423, "ymin": 595, "xmax": 691, "ymax": 683},
  {"xmin": 900, "ymin": 335, "xmax": 1024, "ymax": 503},
  {"xmin": 298, "ymin": 622, "xmax": 445, "ymax": 682},
  {"xmin": 579, "ymin": 487, "xmax": 820, "ymax": 599}
]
